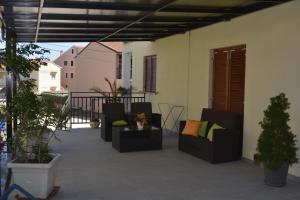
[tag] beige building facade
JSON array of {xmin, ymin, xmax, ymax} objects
[
  {"xmin": 124, "ymin": 1, "xmax": 300, "ymax": 177},
  {"xmin": 54, "ymin": 42, "xmax": 123, "ymax": 93},
  {"xmin": 30, "ymin": 61, "xmax": 61, "ymax": 94}
]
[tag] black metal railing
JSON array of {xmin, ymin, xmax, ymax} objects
[{"xmin": 70, "ymin": 92, "xmax": 145, "ymax": 124}]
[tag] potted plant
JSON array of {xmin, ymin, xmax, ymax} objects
[
  {"xmin": 90, "ymin": 77, "xmax": 130, "ymax": 103},
  {"xmin": 7, "ymin": 80, "xmax": 69, "ymax": 198},
  {"xmin": 1, "ymin": 42, "xmax": 69, "ymax": 198},
  {"xmin": 256, "ymin": 93, "xmax": 298, "ymax": 187},
  {"xmin": 135, "ymin": 113, "xmax": 147, "ymax": 130},
  {"xmin": 90, "ymin": 118, "xmax": 100, "ymax": 128}
]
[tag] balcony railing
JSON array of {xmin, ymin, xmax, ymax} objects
[{"xmin": 69, "ymin": 92, "xmax": 145, "ymax": 124}]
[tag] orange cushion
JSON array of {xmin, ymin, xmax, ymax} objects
[{"xmin": 182, "ymin": 120, "xmax": 201, "ymax": 137}]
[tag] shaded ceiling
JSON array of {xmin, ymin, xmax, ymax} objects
[{"xmin": 0, "ymin": 0, "xmax": 291, "ymax": 43}]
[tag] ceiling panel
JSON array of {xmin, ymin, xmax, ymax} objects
[{"xmin": 0, "ymin": 0, "xmax": 291, "ymax": 43}]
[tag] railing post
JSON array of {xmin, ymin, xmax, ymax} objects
[{"xmin": 69, "ymin": 92, "xmax": 72, "ymax": 129}]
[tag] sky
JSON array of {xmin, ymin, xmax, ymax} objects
[
  {"xmin": 36, "ymin": 42, "xmax": 88, "ymax": 61},
  {"xmin": 0, "ymin": 39, "xmax": 88, "ymax": 61}
]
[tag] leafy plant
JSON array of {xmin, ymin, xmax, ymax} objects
[
  {"xmin": 90, "ymin": 77, "xmax": 130, "ymax": 103},
  {"xmin": 0, "ymin": 42, "xmax": 50, "ymax": 80},
  {"xmin": 257, "ymin": 93, "xmax": 298, "ymax": 170},
  {"xmin": 41, "ymin": 92, "xmax": 68, "ymax": 110},
  {"xmin": 10, "ymin": 80, "xmax": 70, "ymax": 163}
]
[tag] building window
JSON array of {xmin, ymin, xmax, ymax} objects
[
  {"xmin": 66, "ymin": 73, "xmax": 68, "ymax": 78},
  {"xmin": 50, "ymin": 72, "xmax": 57, "ymax": 80},
  {"xmin": 116, "ymin": 54, "xmax": 122, "ymax": 79},
  {"xmin": 71, "ymin": 73, "xmax": 74, "ymax": 79},
  {"xmin": 71, "ymin": 49, "xmax": 74, "ymax": 54},
  {"xmin": 71, "ymin": 61, "xmax": 74, "ymax": 66},
  {"xmin": 143, "ymin": 55, "xmax": 157, "ymax": 92},
  {"xmin": 64, "ymin": 61, "xmax": 68, "ymax": 66}
]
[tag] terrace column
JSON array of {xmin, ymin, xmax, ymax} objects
[{"xmin": 5, "ymin": 29, "xmax": 16, "ymax": 151}]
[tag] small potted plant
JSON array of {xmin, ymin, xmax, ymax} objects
[
  {"xmin": 256, "ymin": 93, "xmax": 298, "ymax": 187},
  {"xmin": 90, "ymin": 118, "xmax": 100, "ymax": 128},
  {"xmin": 135, "ymin": 113, "xmax": 147, "ymax": 130}
]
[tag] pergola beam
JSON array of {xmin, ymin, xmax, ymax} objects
[
  {"xmin": 16, "ymin": 29, "xmax": 188, "ymax": 34},
  {"xmin": 96, "ymin": 0, "xmax": 177, "ymax": 42},
  {"xmin": 17, "ymin": 38, "xmax": 155, "ymax": 43},
  {"xmin": 6, "ymin": 13, "xmax": 220, "ymax": 23},
  {"xmin": 18, "ymin": 35, "xmax": 162, "ymax": 39},
  {"xmin": 34, "ymin": 0, "xmax": 44, "ymax": 42},
  {"xmin": 17, "ymin": 22, "xmax": 194, "ymax": 30}
]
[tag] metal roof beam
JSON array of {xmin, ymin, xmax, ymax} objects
[
  {"xmin": 96, "ymin": 0, "xmax": 177, "ymax": 42},
  {"xmin": 36, "ymin": 22, "xmax": 195, "ymax": 30},
  {"xmin": 6, "ymin": 13, "xmax": 207, "ymax": 23},
  {"xmin": 16, "ymin": 29, "xmax": 183, "ymax": 34},
  {"xmin": 17, "ymin": 35, "xmax": 164, "ymax": 39},
  {"xmin": 34, "ymin": 0, "xmax": 44, "ymax": 42},
  {"xmin": 17, "ymin": 38, "xmax": 154, "ymax": 43}
]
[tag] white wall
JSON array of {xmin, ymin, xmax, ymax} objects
[{"xmin": 124, "ymin": 1, "xmax": 300, "ymax": 177}]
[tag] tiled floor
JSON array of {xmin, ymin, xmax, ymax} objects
[{"xmin": 50, "ymin": 128, "xmax": 300, "ymax": 200}]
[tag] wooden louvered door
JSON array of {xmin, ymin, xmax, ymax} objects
[
  {"xmin": 228, "ymin": 48, "xmax": 246, "ymax": 113},
  {"xmin": 212, "ymin": 50, "xmax": 229, "ymax": 111},
  {"xmin": 212, "ymin": 45, "xmax": 246, "ymax": 114}
]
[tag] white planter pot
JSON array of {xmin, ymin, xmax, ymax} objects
[{"xmin": 7, "ymin": 153, "xmax": 61, "ymax": 199}]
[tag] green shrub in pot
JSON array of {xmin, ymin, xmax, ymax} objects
[{"xmin": 256, "ymin": 93, "xmax": 298, "ymax": 187}]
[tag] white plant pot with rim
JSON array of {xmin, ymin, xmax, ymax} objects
[{"xmin": 7, "ymin": 153, "xmax": 61, "ymax": 199}]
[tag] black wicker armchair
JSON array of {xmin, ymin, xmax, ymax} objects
[{"xmin": 100, "ymin": 103, "xmax": 127, "ymax": 142}]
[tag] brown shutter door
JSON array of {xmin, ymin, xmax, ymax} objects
[
  {"xmin": 229, "ymin": 49, "xmax": 246, "ymax": 114},
  {"xmin": 212, "ymin": 50, "xmax": 229, "ymax": 111},
  {"xmin": 143, "ymin": 57, "xmax": 147, "ymax": 91},
  {"xmin": 151, "ymin": 56, "xmax": 157, "ymax": 92}
]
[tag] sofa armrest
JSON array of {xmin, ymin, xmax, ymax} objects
[
  {"xmin": 151, "ymin": 113, "xmax": 162, "ymax": 128},
  {"xmin": 99, "ymin": 113, "xmax": 114, "ymax": 129},
  {"xmin": 179, "ymin": 121, "xmax": 186, "ymax": 135},
  {"xmin": 212, "ymin": 129, "xmax": 241, "ymax": 162}
]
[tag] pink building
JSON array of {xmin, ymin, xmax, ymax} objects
[
  {"xmin": 54, "ymin": 42, "xmax": 123, "ymax": 92},
  {"xmin": 71, "ymin": 42, "xmax": 123, "ymax": 92},
  {"xmin": 54, "ymin": 46, "xmax": 84, "ymax": 90}
]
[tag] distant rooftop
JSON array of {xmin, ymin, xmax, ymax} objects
[{"xmin": 100, "ymin": 42, "xmax": 123, "ymax": 53}]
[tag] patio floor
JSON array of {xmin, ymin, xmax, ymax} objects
[{"xmin": 51, "ymin": 128, "xmax": 300, "ymax": 200}]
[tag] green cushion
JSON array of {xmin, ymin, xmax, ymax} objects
[
  {"xmin": 112, "ymin": 120, "xmax": 128, "ymax": 127},
  {"xmin": 207, "ymin": 123, "xmax": 223, "ymax": 142},
  {"xmin": 198, "ymin": 121, "xmax": 208, "ymax": 137}
]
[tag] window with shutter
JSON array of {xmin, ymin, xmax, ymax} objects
[
  {"xmin": 143, "ymin": 55, "xmax": 157, "ymax": 92},
  {"xmin": 116, "ymin": 54, "xmax": 122, "ymax": 79}
]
